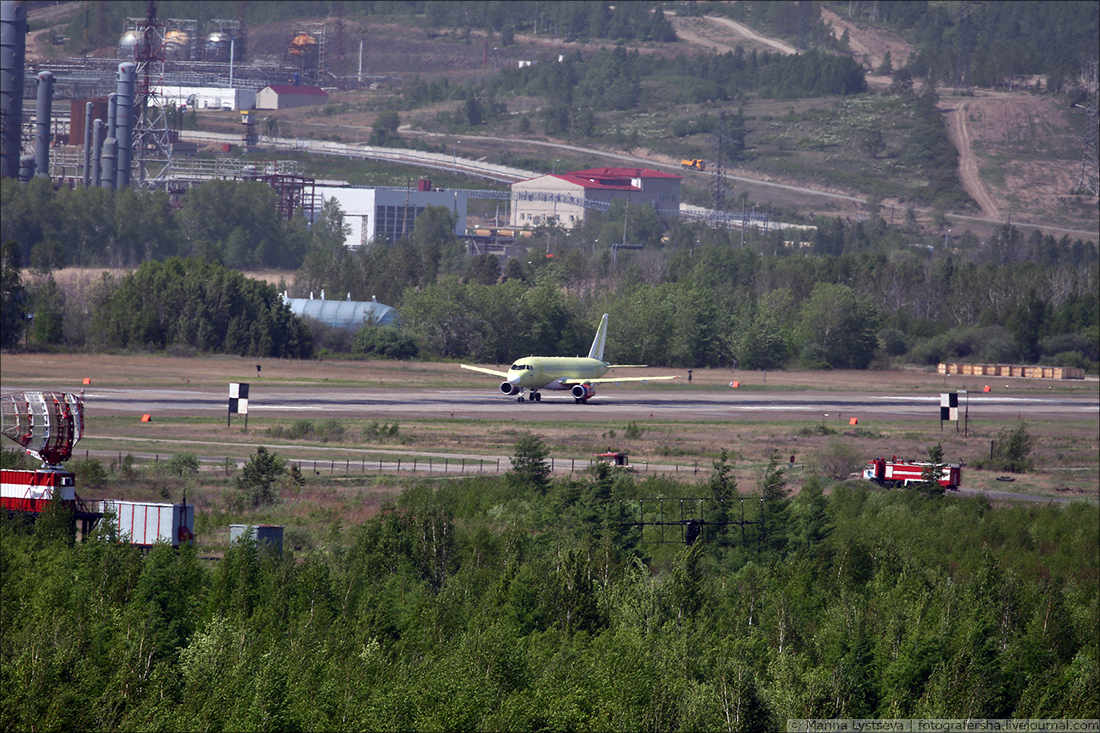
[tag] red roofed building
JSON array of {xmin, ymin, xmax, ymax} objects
[
  {"xmin": 256, "ymin": 84, "xmax": 329, "ymax": 110},
  {"xmin": 510, "ymin": 167, "xmax": 682, "ymax": 229}
]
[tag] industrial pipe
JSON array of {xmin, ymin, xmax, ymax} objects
[
  {"xmin": 33, "ymin": 70, "xmax": 51, "ymax": 177},
  {"xmin": 114, "ymin": 62, "xmax": 134, "ymax": 188},
  {"xmin": 82, "ymin": 102, "xmax": 92, "ymax": 187},
  {"xmin": 0, "ymin": 0, "xmax": 27, "ymax": 179},
  {"xmin": 100, "ymin": 136, "xmax": 116, "ymax": 189},
  {"xmin": 90, "ymin": 118, "xmax": 102, "ymax": 186}
]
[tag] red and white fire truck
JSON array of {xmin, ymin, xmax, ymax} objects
[{"xmin": 863, "ymin": 456, "xmax": 962, "ymax": 490}]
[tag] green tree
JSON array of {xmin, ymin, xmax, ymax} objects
[
  {"xmin": 990, "ymin": 421, "xmax": 1033, "ymax": 473},
  {"xmin": 798, "ymin": 475, "xmax": 832, "ymax": 548},
  {"xmin": 411, "ymin": 205, "xmax": 460, "ymax": 285},
  {"xmin": 508, "ymin": 432, "xmax": 552, "ymax": 493},
  {"xmin": 760, "ymin": 452, "xmax": 791, "ymax": 555},
  {"xmin": 370, "ymin": 110, "xmax": 401, "ymax": 146},
  {"xmin": 1, "ymin": 240, "xmax": 27, "ymax": 348},
  {"xmin": 919, "ymin": 443, "xmax": 947, "ymax": 496},
  {"xmin": 796, "ymin": 283, "xmax": 879, "ymax": 369},
  {"xmin": 235, "ymin": 446, "xmax": 285, "ymax": 507}
]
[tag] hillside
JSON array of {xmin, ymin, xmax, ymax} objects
[
  {"xmin": 234, "ymin": 8, "xmax": 1095, "ymax": 239},
  {"xmin": 26, "ymin": 1, "xmax": 1098, "ymax": 238}
]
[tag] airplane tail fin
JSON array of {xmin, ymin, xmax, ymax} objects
[{"xmin": 588, "ymin": 313, "xmax": 609, "ymax": 361}]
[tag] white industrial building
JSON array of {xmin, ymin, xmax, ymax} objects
[
  {"xmin": 313, "ymin": 184, "xmax": 468, "ymax": 248},
  {"xmin": 256, "ymin": 85, "xmax": 329, "ymax": 110},
  {"xmin": 510, "ymin": 167, "xmax": 682, "ymax": 230},
  {"xmin": 159, "ymin": 85, "xmax": 256, "ymax": 111}
]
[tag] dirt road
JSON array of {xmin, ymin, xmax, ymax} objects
[{"xmin": 941, "ymin": 100, "xmax": 1002, "ymax": 219}]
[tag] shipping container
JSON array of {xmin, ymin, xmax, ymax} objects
[
  {"xmin": 99, "ymin": 500, "xmax": 194, "ymax": 547},
  {"xmin": 230, "ymin": 524, "xmax": 284, "ymax": 553}
]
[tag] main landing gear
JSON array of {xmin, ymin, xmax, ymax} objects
[{"xmin": 517, "ymin": 391, "xmax": 542, "ymax": 403}]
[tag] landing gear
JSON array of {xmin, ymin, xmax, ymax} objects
[
  {"xmin": 523, "ymin": 391, "xmax": 541, "ymax": 402},
  {"xmin": 533, "ymin": 392, "xmax": 541, "ymax": 402}
]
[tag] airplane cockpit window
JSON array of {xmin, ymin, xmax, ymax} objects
[{"xmin": 511, "ymin": 363, "xmax": 532, "ymax": 371}]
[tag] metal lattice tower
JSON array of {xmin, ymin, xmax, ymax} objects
[
  {"xmin": 125, "ymin": 2, "xmax": 175, "ymax": 189},
  {"xmin": 954, "ymin": 1, "xmax": 971, "ymax": 95},
  {"xmin": 709, "ymin": 111, "xmax": 729, "ymax": 227},
  {"xmin": 289, "ymin": 22, "xmax": 326, "ymax": 84},
  {"xmin": 1075, "ymin": 59, "xmax": 1099, "ymax": 196},
  {"xmin": 617, "ymin": 497, "xmax": 764, "ymax": 547}
]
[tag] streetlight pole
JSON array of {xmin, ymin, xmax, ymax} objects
[
  {"xmin": 553, "ymin": 159, "xmax": 560, "ymax": 175},
  {"xmin": 453, "ymin": 140, "xmax": 460, "ymax": 171}
]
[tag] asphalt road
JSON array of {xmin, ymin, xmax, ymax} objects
[{"xmin": 60, "ymin": 384, "xmax": 1098, "ymax": 423}]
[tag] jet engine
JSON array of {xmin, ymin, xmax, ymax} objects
[
  {"xmin": 500, "ymin": 382, "xmax": 520, "ymax": 396},
  {"xmin": 571, "ymin": 384, "xmax": 594, "ymax": 401}
]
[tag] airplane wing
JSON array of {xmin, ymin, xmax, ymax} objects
[
  {"xmin": 460, "ymin": 364, "xmax": 510, "ymax": 378},
  {"xmin": 562, "ymin": 376, "xmax": 677, "ymax": 385},
  {"xmin": 606, "ymin": 364, "xmax": 651, "ymax": 368}
]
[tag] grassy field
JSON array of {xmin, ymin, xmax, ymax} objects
[{"xmin": 4, "ymin": 355, "xmax": 1096, "ymax": 551}]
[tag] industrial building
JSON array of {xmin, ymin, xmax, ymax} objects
[
  {"xmin": 256, "ymin": 84, "xmax": 328, "ymax": 110},
  {"xmin": 283, "ymin": 294, "xmax": 395, "ymax": 330},
  {"xmin": 161, "ymin": 85, "xmax": 256, "ymax": 111},
  {"xmin": 313, "ymin": 184, "xmax": 468, "ymax": 248},
  {"xmin": 510, "ymin": 167, "xmax": 682, "ymax": 229}
]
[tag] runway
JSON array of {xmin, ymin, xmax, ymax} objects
[{"xmin": 23, "ymin": 384, "xmax": 1098, "ymax": 423}]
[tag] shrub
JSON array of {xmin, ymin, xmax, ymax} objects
[
  {"xmin": 974, "ymin": 421, "xmax": 1034, "ymax": 473},
  {"xmin": 163, "ymin": 452, "xmax": 200, "ymax": 477},
  {"xmin": 352, "ymin": 326, "xmax": 419, "ymax": 360},
  {"xmin": 814, "ymin": 439, "xmax": 860, "ymax": 480},
  {"xmin": 67, "ymin": 457, "xmax": 109, "ymax": 489}
]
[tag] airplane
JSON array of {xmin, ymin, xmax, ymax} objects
[{"xmin": 460, "ymin": 314, "xmax": 676, "ymax": 403}]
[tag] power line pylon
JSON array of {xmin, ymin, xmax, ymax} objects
[
  {"xmin": 709, "ymin": 111, "xmax": 729, "ymax": 228},
  {"xmin": 1074, "ymin": 59, "xmax": 1098, "ymax": 196},
  {"xmin": 954, "ymin": 1, "xmax": 971, "ymax": 95}
]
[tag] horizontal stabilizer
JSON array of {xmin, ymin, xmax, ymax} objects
[{"xmin": 460, "ymin": 364, "xmax": 510, "ymax": 378}]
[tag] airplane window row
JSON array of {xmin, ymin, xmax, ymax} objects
[{"xmin": 510, "ymin": 363, "xmax": 533, "ymax": 371}]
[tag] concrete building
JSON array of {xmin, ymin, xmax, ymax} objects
[
  {"xmin": 313, "ymin": 184, "xmax": 468, "ymax": 248},
  {"xmin": 510, "ymin": 167, "xmax": 682, "ymax": 229},
  {"xmin": 256, "ymin": 84, "xmax": 328, "ymax": 110}
]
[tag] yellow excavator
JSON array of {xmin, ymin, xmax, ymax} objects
[{"xmin": 680, "ymin": 158, "xmax": 706, "ymax": 171}]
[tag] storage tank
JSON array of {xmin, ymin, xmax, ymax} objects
[
  {"xmin": 164, "ymin": 30, "xmax": 190, "ymax": 60},
  {"xmin": 118, "ymin": 30, "xmax": 144, "ymax": 59},
  {"xmin": 204, "ymin": 31, "xmax": 232, "ymax": 62},
  {"xmin": 288, "ymin": 32, "xmax": 318, "ymax": 68}
]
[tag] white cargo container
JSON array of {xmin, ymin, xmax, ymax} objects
[{"xmin": 99, "ymin": 500, "xmax": 195, "ymax": 547}]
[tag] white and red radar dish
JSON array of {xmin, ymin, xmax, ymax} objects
[{"xmin": 1, "ymin": 392, "xmax": 84, "ymax": 466}]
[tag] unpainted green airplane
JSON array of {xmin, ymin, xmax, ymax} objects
[{"xmin": 461, "ymin": 314, "xmax": 676, "ymax": 403}]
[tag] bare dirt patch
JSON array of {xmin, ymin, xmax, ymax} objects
[
  {"xmin": 669, "ymin": 15, "xmax": 796, "ymax": 57},
  {"xmin": 938, "ymin": 90, "xmax": 1098, "ymax": 231},
  {"xmin": 819, "ymin": 7, "xmax": 914, "ymax": 74}
]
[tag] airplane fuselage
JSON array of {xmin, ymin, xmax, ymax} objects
[{"xmin": 506, "ymin": 357, "xmax": 609, "ymax": 391}]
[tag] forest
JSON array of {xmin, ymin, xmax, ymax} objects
[
  {"xmin": 1, "ymin": 442, "xmax": 1097, "ymax": 731},
  {"xmin": 2, "ymin": 176, "xmax": 1097, "ymax": 372}
]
